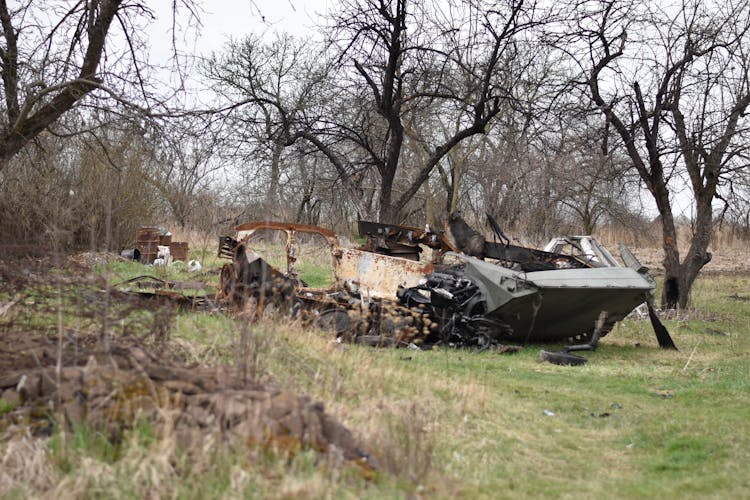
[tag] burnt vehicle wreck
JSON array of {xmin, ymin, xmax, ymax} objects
[{"xmin": 217, "ymin": 217, "xmax": 676, "ymax": 358}]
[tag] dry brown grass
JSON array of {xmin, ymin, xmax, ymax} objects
[{"xmin": 0, "ymin": 432, "xmax": 59, "ymax": 495}]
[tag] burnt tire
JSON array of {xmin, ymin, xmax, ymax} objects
[{"xmin": 539, "ymin": 350, "xmax": 588, "ymax": 366}]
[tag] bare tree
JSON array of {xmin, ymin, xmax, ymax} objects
[
  {"xmin": 0, "ymin": 0, "xmax": 121, "ymax": 164},
  {"xmin": 0, "ymin": 0, "xmax": 201, "ymax": 168},
  {"xmin": 570, "ymin": 0, "xmax": 750, "ymax": 308},
  {"xmin": 147, "ymin": 120, "xmax": 223, "ymax": 228},
  {"xmin": 202, "ymin": 34, "xmax": 339, "ymax": 217},
  {"xmin": 553, "ymin": 118, "xmax": 633, "ymax": 234},
  {"xmin": 314, "ymin": 0, "xmax": 544, "ymax": 222}
]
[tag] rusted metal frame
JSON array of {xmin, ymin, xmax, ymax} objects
[
  {"xmin": 227, "ymin": 220, "xmax": 443, "ymax": 297},
  {"xmin": 357, "ymin": 220, "xmax": 444, "ymax": 248},
  {"xmin": 218, "ymin": 236, "xmax": 238, "ymax": 260},
  {"xmin": 286, "ymin": 228, "xmax": 297, "ymax": 278},
  {"xmin": 232, "ymin": 221, "xmax": 344, "ymax": 292},
  {"xmin": 235, "ymin": 221, "xmax": 338, "ymax": 239}
]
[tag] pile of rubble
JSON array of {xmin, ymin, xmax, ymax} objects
[
  {"xmin": 0, "ymin": 258, "xmax": 371, "ymax": 468},
  {"xmin": 0, "ymin": 334, "xmax": 371, "ymax": 466}
]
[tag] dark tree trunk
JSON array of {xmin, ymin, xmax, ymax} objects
[{"xmin": 0, "ymin": 0, "xmax": 122, "ymax": 164}]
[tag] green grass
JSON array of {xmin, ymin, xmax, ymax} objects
[
  {"xmin": 2, "ymin": 268, "xmax": 748, "ymax": 498},
  {"xmin": 99, "ymin": 258, "xmax": 219, "ymax": 293},
  {"xmin": 0, "ymin": 398, "xmax": 15, "ymax": 416},
  {"xmin": 225, "ymin": 275, "xmax": 750, "ymax": 498}
]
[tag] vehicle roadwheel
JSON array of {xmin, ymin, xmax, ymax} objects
[{"xmin": 315, "ymin": 308, "xmax": 352, "ymax": 337}]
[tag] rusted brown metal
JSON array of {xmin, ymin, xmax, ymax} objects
[
  {"xmin": 232, "ymin": 221, "xmax": 339, "ymax": 282},
  {"xmin": 217, "ymin": 220, "xmax": 438, "ymax": 345},
  {"xmin": 235, "ymin": 221, "xmax": 338, "ymax": 240},
  {"xmin": 221, "ymin": 221, "xmax": 437, "ymax": 298},
  {"xmin": 170, "ymin": 241, "xmax": 189, "ymax": 262},
  {"xmin": 335, "ymin": 248, "xmax": 433, "ymax": 298},
  {"xmin": 218, "ymin": 236, "xmax": 238, "ymax": 260},
  {"xmin": 136, "ymin": 227, "xmax": 160, "ymax": 264}
]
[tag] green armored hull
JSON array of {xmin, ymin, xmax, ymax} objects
[{"xmin": 457, "ymin": 255, "xmax": 654, "ymax": 342}]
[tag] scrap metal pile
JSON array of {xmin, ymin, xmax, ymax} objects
[{"xmin": 217, "ymin": 216, "xmax": 676, "ymax": 353}]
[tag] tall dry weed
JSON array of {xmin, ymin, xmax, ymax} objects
[{"xmin": 0, "ymin": 432, "xmax": 58, "ymax": 494}]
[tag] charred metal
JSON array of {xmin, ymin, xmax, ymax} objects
[{"xmin": 217, "ymin": 216, "xmax": 676, "ymax": 355}]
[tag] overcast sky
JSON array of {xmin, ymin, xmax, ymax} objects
[
  {"xmin": 148, "ymin": 0, "xmax": 332, "ymax": 62},
  {"xmin": 140, "ymin": 1, "xmax": 696, "ymax": 218}
]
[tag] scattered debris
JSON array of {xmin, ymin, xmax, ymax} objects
[
  {"xmin": 131, "ymin": 227, "xmax": 188, "ymax": 265},
  {"xmin": 217, "ymin": 219, "xmax": 677, "ymax": 355},
  {"xmin": 539, "ymin": 350, "xmax": 588, "ymax": 366},
  {"xmin": 358, "ymin": 220, "xmax": 451, "ymax": 261},
  {"xmin": 111, "ymin": 275, "xmax": 216, "ymax": 310}
]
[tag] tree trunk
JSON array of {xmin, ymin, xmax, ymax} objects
[
  {"xmin": 650, "ymin": 178, "xmax": 682, "ymax": 309},
  {"xmin": 378, "ymin": 165, "xmax": 397, "ymax": 222},
  {"xmin": 266, "ymin": 140, "xmax": 283, "ymax": 217},
  {"xmin": 674, "ymin": 193, "xmax": 714, "ymax": 308}
]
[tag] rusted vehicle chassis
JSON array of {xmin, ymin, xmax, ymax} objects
[{"xmin": 218, "ymin": 221, "xmax": 443, "ymax": 346}]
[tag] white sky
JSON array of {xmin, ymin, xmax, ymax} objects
[{"xmin": 148, "ymin": 1, "xmax": 332, "ymax": 61}]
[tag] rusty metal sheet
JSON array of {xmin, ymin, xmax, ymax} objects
[
  {"xmin": 334, "ymin": 248, "xmax": 433, "ymax": 298},
  {"xmin": 225, "ymin": 220, "xmax": 436, "ymax": 297}
]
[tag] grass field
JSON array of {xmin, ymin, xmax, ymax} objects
[
  {"xmin": 222, "ymin": 275, "xmax": 750, "ymax": 498},
  {"xmin": 1, "ymin": 256, "xmax": 748, "ymax": 498}
]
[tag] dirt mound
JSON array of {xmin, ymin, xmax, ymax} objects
[{"xmin": 0, "ymin": 335, "xmax": 371, "ymax": 467}]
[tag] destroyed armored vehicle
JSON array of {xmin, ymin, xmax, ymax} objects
[
  {"xmin": 398, "ymin": 251, "xmax": 653, "ymax": 345},
  {"xmin": 217, "ymin": 218, "xmax": 675, "ymax": 353}
]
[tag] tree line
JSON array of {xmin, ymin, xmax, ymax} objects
[{"xmin": 1, "ymin": 0, "xmax": 749, "ymax": 308}]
